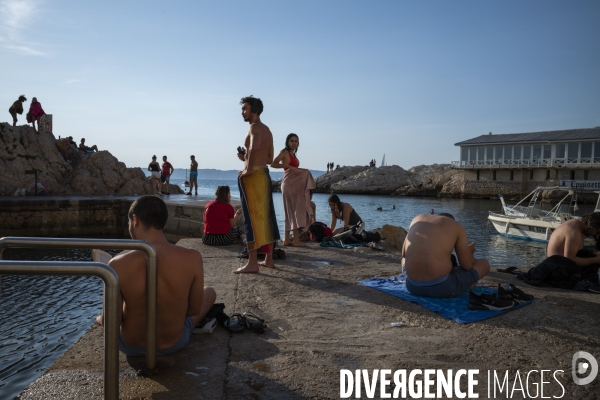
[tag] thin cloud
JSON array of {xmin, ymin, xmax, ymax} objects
[
  {"xmin": 65, "ymin": 78, "xmax": 82, "ymax": 84},
  {"xmin": 0, "ymin": 0, "xmax": 47, "ymax": 56}
]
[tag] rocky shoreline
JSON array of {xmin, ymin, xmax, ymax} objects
[{"xmin": 0, "ymin": 123, "xmax": 182, "ymax": 196}]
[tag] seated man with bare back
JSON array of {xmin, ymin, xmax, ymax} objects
[
  {"xmin": 95, "ymin": 195, "xmax": 216, "ymax": 356},
  {"xmin": 546, "ymin": 215, "xmax": 600, "ymax": 266},
  {"xmin": 401, "ymin": 213, "xmax": 490, "ymax": 298}
]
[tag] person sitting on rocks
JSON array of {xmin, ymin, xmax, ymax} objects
[
  {"xmin": 402, "ymin": 213, "xmax": 490, "ymax": 298},
  {"xmin": 27, "ymin": 97, "xmax": 45, "ymax": 133},
  {"xmin": 8, "ymin": 95, "xmax": 27, "ymax": 126},
  {"xmin": 78, "ymin": 138, "xmax": 99, "ymax": 153},
  {"xmin": 95, "ymin": 195, "xmax": 216, "ymax": 356},
  {"xmin": 55, "ymin": 137, "xmax": 76, "ymax": 162},
  {"xmin": 202, "ymin": 186, "xmax": 245, "ymax": 246}
]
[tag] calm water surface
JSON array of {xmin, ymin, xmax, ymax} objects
[{"xmin": 2, "ymin": 179, "xmax": 592, "ymax": 398}]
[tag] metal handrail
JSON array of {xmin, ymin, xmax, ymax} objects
[
  {"xmin": 0, "ymin": 261, "xmax": 119, "ymax": 400},
  {"xmin": 0, "ymin": 237, "xmax": 158, "ymax": 370}
]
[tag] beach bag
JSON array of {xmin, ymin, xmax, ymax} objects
[
  {"xmin": 363, "ymin": 231, "xmax": 381, "ymax": 243},
  {"xmin": 307, "ymin": 222, "xmax": 333, "ymax": 242}
]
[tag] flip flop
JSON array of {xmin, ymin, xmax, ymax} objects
[
  {"xmin": 224, "ymin": 313, "xmax": 245, "ymax": 333},
  {"xmin": 496, "ymin": 266, "xmax": 522, "ymax": 275},
  {"xmin": 242, "ymin": 312, "xmax": 266, "ymax": 334}
]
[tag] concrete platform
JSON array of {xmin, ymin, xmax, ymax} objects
[{"xmin": 16, "ymin": 241, "xmax": 600, "ymax": 399}]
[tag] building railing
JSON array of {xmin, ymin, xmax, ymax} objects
[
  {"xmin": 0, "ymin": 260, "xmax": 120, "ymax": 400},
  {"xmin": 451, "ymin": 158, "xmax": 600, "ymax": 169},
  {"xmin": 0, "ymin": 237, "xmax": 158, "ymax": 371}
]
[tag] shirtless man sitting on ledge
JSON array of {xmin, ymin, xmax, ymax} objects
[
  {"xmin": 96, "ymin": 195, "xmax": 216, "ymax": 356},
  {"xmin": 546, "ymin": 214, "xmax": 600, "ymax": 266},
  {"xmin": 401, "ymin": 213, "xmax": 490, "ymax": 298}
]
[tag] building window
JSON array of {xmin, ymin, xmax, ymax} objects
[
  {"xmin": 493, "ymin": 170, "xmax": 497, "ymax": 181},
  {"xmin": 595, "ymin": 142, "xmax": 600, "ymax": 162},
  {"xmin": 555, "ymin": 143, "xmax": 566, "ymax": 159},
  {"xmin": 555, "ymin": 170, "xmax": 559, "ymax": 179},
  {"xmin": 570, "ymin": 170, "xmax": 575, "ymax": 180},
  {"xmin": 514, "ymin": 146, "xmax": 521, "ymax": 161},
  {"xmin": 584, "ymin": 170, "xmax": 589, "ymax": 180},
  {"xmin": 543, "ymin": 145, "xmax": 552, "ymax": 160},
  {"xmin": 510, "ymin": 170, "xmax": 514, "ymax": 181},
  {"xmin": 477, "ymin": 170, "xmax": 480, "ymax": 181},
  {"xmin": 523, "ymin": 145, "xmax": 531, "ymax": 162},
  {"xmin": 568, "ymin": 143, "xmax": 579, "ymax": 161},
  {"xmin": 546, "ymin": 170, "xmax": 550, "ymax": 180},
  {"xmin": 486, "ymin": 146, "xmax": 493, "ymax": 162},
  {"xmin": 530, "ymin": 170, "xmax": 534, "ymax": 179},
  {"xmin": 532, "ymin": 145, "xmax": 542, "ymax": 161},
  {"xmin": 581, "ymin": 142, "xmax": 592, "ymax": 160},
  {"xmin": 461, "ymin": 147, "xmax": 468, "ymax": 165},
  {"xmin": 495, "ymin": 146, "xmax": 503, "ymax": 163},
  {"xmin": 469, "ymin": 147, "xmax": 477, "ymax": 164},
  {"xmin": 504, "ymin": 146, "xmax": 513, "ymax": 163},
  {"xmin": 478, "ymin": 147, "xmax": 485, "ymax": 162}
]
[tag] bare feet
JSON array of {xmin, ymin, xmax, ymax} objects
[
  {"xmin": 233, "ymin": 263, "xmax": 260, "ymax": 274},
  {"xmin": 283, "ymin": 241, "xmax": 292, "ymax": 246},
  {"xmin": 291, "ymin": 241, "xmax": 305, "ymax": 247},
  {"xmin": 258, "ymin": 261, "xmax": 276, "ymax": 268}
]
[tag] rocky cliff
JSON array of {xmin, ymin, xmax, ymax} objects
[
  {"xmin": 314, "ymin": 164, "xmax": 462, "ymax": 196},
  {"xmin": 0, "ymin": 123, "xmax": 167, "ymax": 196}
]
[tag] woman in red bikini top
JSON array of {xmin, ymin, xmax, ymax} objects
[{"xmin": 271, "ymin": 133, "xmax": 304, "ymax": 246}]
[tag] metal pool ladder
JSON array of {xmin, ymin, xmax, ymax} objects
[{"xmin": 0, "ymin": 237, "xmax": 159, "ymax": 400}]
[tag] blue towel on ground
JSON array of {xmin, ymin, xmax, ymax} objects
[
  {"xmin": 320, "ymin": 241, "xmax": 362, "ymax": 249},
  {"xmin": 358, "ymin": 276, "xmax": 532, "ymax": 324}
]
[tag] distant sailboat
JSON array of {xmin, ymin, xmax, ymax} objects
[
  {"xmin": 182, "ymin": 169, "xmax": 190, "ymax": 188},
  {"xmin": 381, "ymin": 154, "xmax": 386, "ymax": 167}
]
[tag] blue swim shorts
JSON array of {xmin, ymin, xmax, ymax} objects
[
  {"xmin": 189, "ymin": 171, "xmax": 198, "ymax": 179},
  {"xmin": 118, "ymin": 316, "xmax": 195, "ymax": 357},
  {"xmin": 405, "ymin": 267, "xmax": 480, "ymax": 298}
]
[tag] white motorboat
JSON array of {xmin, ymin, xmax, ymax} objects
[{"xmin": 488, "ymin": 186, "xmax": 582, "ymax": 242}]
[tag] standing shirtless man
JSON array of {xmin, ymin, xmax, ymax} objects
[
  {"xmin": 187, "ymin": 155, "xmax": 198, "ymax": 195},
  {"xmin": 96, "ymin": 195, "xmax": 216, "ymax": 356},
  {"xmin": 401, "ymin": 213, "xmax": 490, "ymax": 298},
  {"xmin": 235, "ymin": 95, "xmax": 280, "ymax": 274}
]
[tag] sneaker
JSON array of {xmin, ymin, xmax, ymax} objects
[
  {"xmin": 193, "ymin": 318, "xmax": 217, "ymax": 334},
  {"xmin": 497, "ymin": 283, "xmax": 534, "ymax": 303},
  {"xmin": 467, "ymin": 290, "xmax": 515, "ymax": 311},
  {"xmin": 589, "ymin": 283, "xmax": 600, "ymax": 294},
  {"xmin": 186, "ymin": 192, "xmax": 192, "ymax": 195},
  {"xmin": 195, "ymin": 192, "xmax": 198, "ymax": 195}
]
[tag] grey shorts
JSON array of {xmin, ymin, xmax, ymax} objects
[
  {"xmin": 406, "ymin": 266, "xmax": 480, "ymax": 298},
  {"xmin": 119, "ymin": 316, "xmax": 194, "ymax": 357}
]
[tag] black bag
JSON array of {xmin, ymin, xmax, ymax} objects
[{"xmin": 363, "ymin": 231, "xmax": 381, "ymax": 243}]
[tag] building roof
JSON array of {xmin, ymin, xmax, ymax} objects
[{"xmin": 454, "ymin": 127, "xmax": 600, "ymax": 146}]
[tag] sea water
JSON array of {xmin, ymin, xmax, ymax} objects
[{"xmin": 2, "ymin": 179, "xmax": 594, "ymax": 398}]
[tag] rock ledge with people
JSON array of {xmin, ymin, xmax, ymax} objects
[{"xmin": 0, "ymin": 123, "xmax": 182, "ymax": 196}]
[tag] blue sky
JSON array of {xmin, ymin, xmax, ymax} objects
[{"xmin": 2, "ymin": 0, "xmax": 599, "ymax": 171}]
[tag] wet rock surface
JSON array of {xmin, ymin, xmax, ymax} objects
[{"xmin": 18, "ymin": 240, "xmax": 600, "ymax": 399}]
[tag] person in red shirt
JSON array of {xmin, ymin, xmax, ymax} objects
[
  {"xmin": 27, "ymin": 97, "xmax": 45, "ymax": 133},
  {"xmin": 202, "ymin": 186, "xmax": 244, "ymax": 246},
  {"xmin": 161, "ymin": 155, "xmax": 174, "ymax": 195}
]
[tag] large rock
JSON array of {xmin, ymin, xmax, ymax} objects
[
  {"xmin": 408, "ymin": 163, "xmax": 460, "ymax": 188},
  {"xmin": 0, "ymin": 123, "xmax": 159, "ymax": 196},
  {"xmin": 314, "ymin": 166, "xmax": 370, "ymax": 192},
  {"xmin": 330, "ymin": 165, "xmax": 413, "ymax": 194},
  {"xmin": 439, "ymin": 173, "xmax": 465, "ymax": 197},
  {"xmin": 373, "ymin": 224, "xmax": 407, "ymax": 250}
]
